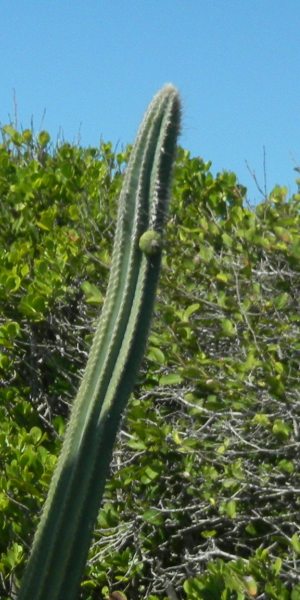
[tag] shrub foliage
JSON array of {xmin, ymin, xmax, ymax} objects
[{"xmin": 0, "ymin": 126, "xmax": 300, "ymax": 600}]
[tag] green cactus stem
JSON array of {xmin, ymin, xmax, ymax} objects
[{"xmin": 18, "ymin": 84, "xmax": 181, "ymax": 600}]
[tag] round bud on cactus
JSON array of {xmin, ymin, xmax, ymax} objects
[{"xmin": 139, "ymin": 230, "xmax": 162, "ymax": 255}]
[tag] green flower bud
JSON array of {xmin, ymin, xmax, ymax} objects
[{"xmin": 139, "ymin": 230, "xmax": 162, "ymax": 255}]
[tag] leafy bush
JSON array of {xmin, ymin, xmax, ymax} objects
[{"xmin": 1, "ymin": 127, "xmax": 300, "ymax": 599}]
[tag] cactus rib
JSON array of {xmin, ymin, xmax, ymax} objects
[{"xmin": 18, "ymin": 84, "xmax": 181, "ymax": 600}]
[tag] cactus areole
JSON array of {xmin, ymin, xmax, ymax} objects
[{"xmin": 18, "ymin": 84, "xmax": 181, "ymax": 600}]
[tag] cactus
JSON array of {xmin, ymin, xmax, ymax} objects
[{"xmin": 17, "ymin": 84, "xmax": 181, "ymax": 600}]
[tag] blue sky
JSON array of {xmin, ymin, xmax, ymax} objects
[{"xmin": 1, "ymin": 1, "xmax": 300, "ymax": 204}]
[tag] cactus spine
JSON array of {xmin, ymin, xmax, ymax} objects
[{"xmin": 18, "ymin": 84, "xmax": 181, "ymax": 600}]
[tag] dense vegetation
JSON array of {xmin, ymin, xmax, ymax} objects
[{"xmin": 0, "ymin": 125, "xmax": 300, "ymax": 600}]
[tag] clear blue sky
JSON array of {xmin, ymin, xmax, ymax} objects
[{"xmin": 1, "ymin": 1, "xmax": 300, "ymax": 204}]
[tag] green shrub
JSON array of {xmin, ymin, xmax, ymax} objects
[{"xmin": 1, "ymin": 126, "xmax": 300, "ymax": 599}]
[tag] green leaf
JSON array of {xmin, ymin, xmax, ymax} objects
[
  {"xmin": 222, "ymin": 232, "xmax": 233, "ymax": 247},
  {"xmin": 5, "ymin": 321, "xmax": 20, "ymax": 338},
  {"xmin": 183, "ymin": 303, "xmax": 200, "ymax": 321},
  {"xmin": 141, "ymin": 509, "xmax": 164, "ymax": 525},
  {"xmin": 38, "ymin": 130, "xmax": 50, "ymax": 147},
  {"xmin": 4, "ymin": 543, "xmax": 24, "ymax": 569},
  {"xmin": 140, "ymin": 466, "xmax": 161, "ymax": 484},
  {"xmin": 272, "ymin": 557, "xmax": 282, "ymax": 575},
  {"xmin": 147, "ymin": 346, "xmax": 165, "ymax": 364},
  {"xmin": 0, "ymin": 353, "xmax": 11, "ymax": 370},
  {"xmin": 278, "ymin": 459, "xmax": 294, "ymax": 474},
  {"xmin": 221, "ymin": 318, "xmax": 235, "ymax": 337},
  {"xmin": 273, "ymin": 292, "xmax": 289, "ymax": 309},
  {"xmin": 81, "ymin": 281, "xmax": 103, "ymax": 305},
  {"xmin": 29, "ymin": 427, "xmax": 43, "ymax": 444},
  {"xmin": 216, "ymin": 272, "xmax": 230, "ymax": 283},
  {"xmin": 252, "ymin": 413, "xmax": 271, "ymax": 427},
  {"xmin": 272, "ymin": 419, "xmax": 290, "ymax": 439},
  {"xmin": 0, "ymin": 492, "xmax": 9, "ymax": 510},
  {"xmin": 199, "ymin": 245, "xmax": 214, "ymax": 262},
  {"xmin": 159, "ymin": 373, "xmax": 182, "ymax": 386},
  {"xmin": 183, "ymin": 577, "xmax": 203, "ymax": 596},
  {"xmin": 0, "ymin": 273, "xmax": 21, "ymax": 294},
  {"xmin": 291, "ymin": 533, "xmax": 300, "ymax": 554},
  {"xmin": 201, "ymin": 529, "xmax": 217, "ymax": 539},
  {"xmin": 68, "ymin": 205, "xmax": 81, "ymax": 220},
  {"xmin": 19, "ymin": 293, "xmax": 47, "ymax": 320},
  {"xmin": 0, "ymin": 321, "xmax": 21, "ymax": 347},
  {"xmin": 291, "ymin": 585, "xmax": 300, "ymax": 600},
  {"xmin": 221, "ymin": 499, "xmax": 237, "ymax": 518}
]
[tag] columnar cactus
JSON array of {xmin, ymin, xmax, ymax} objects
[{"xmin": 18, "ymin": 84, "xmax": 181, "ymax": 600}]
